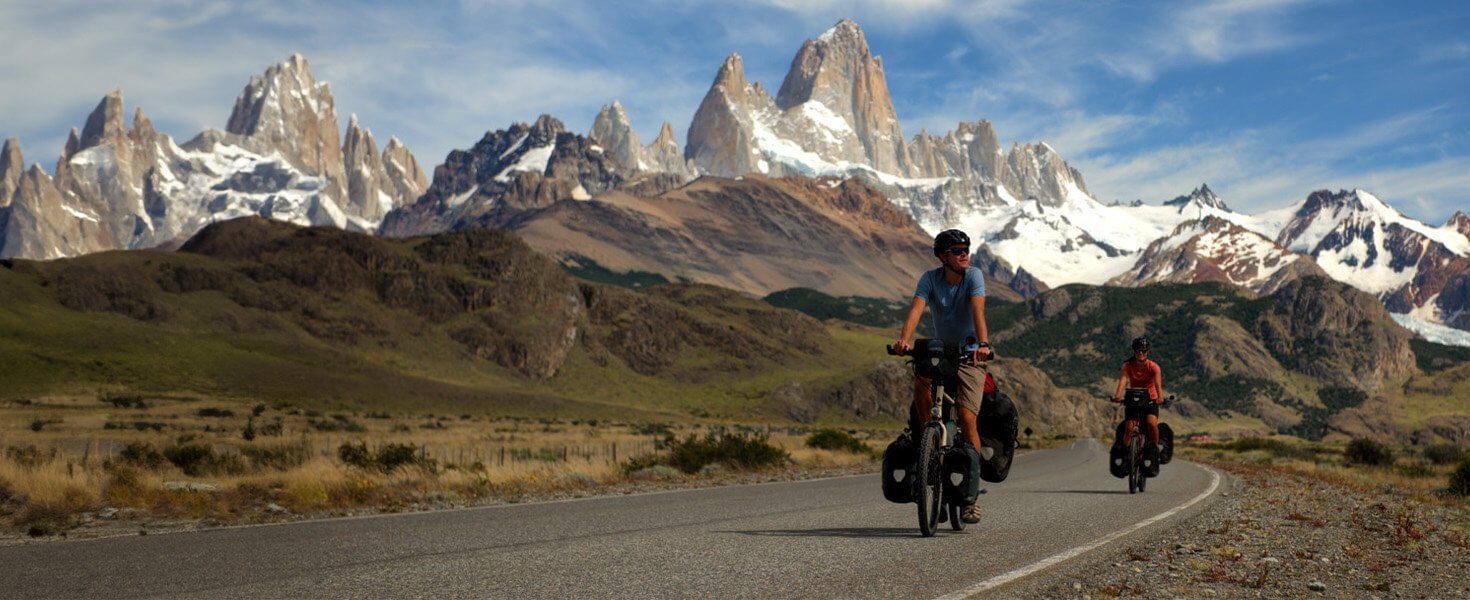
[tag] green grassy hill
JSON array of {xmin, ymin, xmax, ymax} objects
[{"xmin": 0, "ymin": 218, "xmax": 887, "ymax": 422}]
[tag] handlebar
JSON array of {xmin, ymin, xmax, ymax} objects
[
  {"xmin": 1107, "ymin": 393, "xmax": 1174, "ymax": 408},
  {"xmin": 887, "ymin": 341, "xmax": 994, "ymax": 361}
]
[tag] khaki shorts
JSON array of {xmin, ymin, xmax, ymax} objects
[{"xmin": 915, "ymin": 360, "xmax": 988, "ymax": 414}]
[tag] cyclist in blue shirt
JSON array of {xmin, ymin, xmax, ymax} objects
[{"xmin": 893, "ymin": 229, "xmax": 993, "ymax": 523}]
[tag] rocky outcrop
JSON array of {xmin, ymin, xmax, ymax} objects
[
  {"xmin": 1254, "ymin": 277, "xmax": 1416, "ymax": 390},
  {"xmin": 0, "ymin": 137, "xmax": 22, "ymax": 207},
  {"xmin": 2, "ymin": 164, "xmax": 116, "ymax": 258}
]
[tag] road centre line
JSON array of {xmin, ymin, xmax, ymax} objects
[{"xmin": 933, "ymin": 465, "xmax": 1222, "ymax": 600}]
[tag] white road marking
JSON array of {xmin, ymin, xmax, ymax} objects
[{"xmin": 933, "ymin": 465, "xmax": 1222, "ymax": 600}]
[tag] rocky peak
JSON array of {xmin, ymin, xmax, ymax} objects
[
  {"xmin": 589, "ymin": 100, "xmax": 643, "ymax": 171},
  {"xmin": 1, "ymin": 137, "xmax": 22, "ymax": 206},
  {"xmin": 1003, "ymin": 142, "xmax": 1089, "ymax": 207},
  {"xmin": 382, "ymin": 137, "xmax": 429, "ymax": 206},
  {"xmin": 1164, "ymin": 183, "xmax": 1230, "ymax": 213},
  {"xmin": 1446, "ymin": 210, "xmax": 1470, "ymax": 239},
  {"xmin": 774, "ymin": 18, "xmax": 909, "ymax": 175},
  {"xmin": 686, "ymin": 52, "xmax": 769, "ymax": 177},
  {"xmin": 224, "ymin": 53, "xmax": 345, "ymax": 191},
  {"xmin": 79, "ymin": 90, "xmax": 128, "ymax": 150},
  {"xmin": 342, "ymin": 114, "xmax": 390, "ymax": 222},
  {"xmin": 652, "ymin": 122, "xmax": 678, "ymax": 147}
]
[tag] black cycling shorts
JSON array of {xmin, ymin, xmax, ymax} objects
[{"xmin": 1125, "ymin": 400, "xmax": 1160, "ymax": 421}]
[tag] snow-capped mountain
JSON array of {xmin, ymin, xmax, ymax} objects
[
  {"xmin": 379, "ymin": 115, "xmax": 626, "ymax": 237},
  {"xmin": 1107, "ymin": 215, "xmax": 1325, "ymax": 293},
  {"xmin": 0, "ymin": 54, "xmax": 426, "ymax": 259},
  {"xmin": 681, "ymin": 19, "xmax": 1095, "ymax": 234}
]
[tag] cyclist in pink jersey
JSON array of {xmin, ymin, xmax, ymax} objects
[{"xmin": 1112, "ymin": 336, "xmax": 1164, "ymax": 464}]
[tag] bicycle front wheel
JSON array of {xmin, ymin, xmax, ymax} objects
[{"xmin": 916, "ymin": 425, "xmax": 943, "ymax": 537}]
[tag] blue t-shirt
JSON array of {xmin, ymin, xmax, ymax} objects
[{"xmin": 914, "ymin": 266, "xmax": 986, "ymax": 346}]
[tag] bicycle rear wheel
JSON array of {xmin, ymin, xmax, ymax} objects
[
  {"xmin": 1127, "ymin": 440, "xmax": 1140, "ymax": 494},
  {"xmin": 916, "ymin": 425, "xmax": 943, "ymax": 537}
]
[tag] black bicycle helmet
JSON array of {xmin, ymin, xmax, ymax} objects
[
  {"xmin": 933, "ymin": 229, "xmax": 971, "ymax": 255},
  {"xmin": 1131, "ymin": 336, "xmax": 1151, "ymax": 353}
]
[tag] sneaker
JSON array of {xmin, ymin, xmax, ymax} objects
[{"xmin": 962, "ymin": 504, "xmax": 983, "ymax": 524}]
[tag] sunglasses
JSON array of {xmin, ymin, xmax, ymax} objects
[{"xmin": 945, "ymin": 246, "xmax": 970, "ymax": 257}]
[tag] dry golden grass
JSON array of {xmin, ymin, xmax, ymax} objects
[{"xmin": 0, "ymin": 397, "xmax": 888, "ymax": 537}]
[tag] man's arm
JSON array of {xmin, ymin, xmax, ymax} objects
[
  {"xmin": 895, "ymin": 297, "xmax": 926, "ymax": 354},
  {"xmin": 969, "ymin": 294, "xmax": 989, "ymax": 360}
]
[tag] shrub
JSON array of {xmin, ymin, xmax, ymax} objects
[
  {"xmin": 667, "ymin": 431, "xmax": 789, "ymax": 474},
  {"xmin": 119, "ymin": 442, "xmax": 166, "ymax": 470},
  {"xmin": 30, "ymin": 418, "xmax": 60, "ymax": 432},
  {"xmin": 1397, "ymin": 461, "xmax": 1436, "ymax": 478},
  {"xmin": 337, "ymin": 442, "xmax": 428, "ymax": 472},
  {"xmin": 1424, "ymin": 444, "xmax": 1466, "ymax": 466},
  {"xmin": 620, "ymin": 453, "xmax": 662, "ymax": 475},
  {"xmin": 310, "ymin": 415, "xmax": 365, "ymax": 433},
  {"xmin": 241, "ymin": 441, "xmax": 311, "ymax": 471},
  {"xmin": 196, "ymin": 407, "xmax": 234, "ymax": 418},
  {"xmin": 5, "ymin": 445, "xmax": 54, "ymax": 469},
  {"xmin": 163, "ymin": 443, "xmax": 245, "ymax": 477},
  {"xmin": 1345, "ymin": 438, "xmax": 1396, "ymax": 467},
  {"xmin": 805, "ymin": 429, "xmax": 873, "ymax": 455},
  {"xmin": 1449, "ymin": 458, "xmax": 1470, "ymax": 497}
]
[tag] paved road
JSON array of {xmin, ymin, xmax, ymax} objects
[{"xmin": 0, "ymin": 439, "xmax": 1222, "ymax": 599}]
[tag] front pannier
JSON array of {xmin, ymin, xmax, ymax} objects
[
  {"xmin": 881, "ymin": 435, "xmax": 916, "ymax": 503},
  {"xmin": 944, "ymin": 441, "xmax": 982, "ymax": 506}
]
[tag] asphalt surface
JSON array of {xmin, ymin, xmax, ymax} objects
[{"xmin": 0, "ymin": 439, "xmax": 1222, "ymax": 599}]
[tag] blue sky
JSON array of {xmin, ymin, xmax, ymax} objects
[{"xmin": 2, "ymin": 0, "xmax": 1466, "ymax": 223}]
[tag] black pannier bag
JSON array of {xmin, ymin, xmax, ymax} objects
[
  {"xmin": 881, "ymin": 435, "xmax": 916, "ymax": 503},
  {"xmin": 1109, "ymin": 441, "xmax": 1129, "ymax": 478},
  {"xmin": 978, "ymin": 392, "xmax": 1019, "ymax": 483},
  {"xmin": 944, "ymin": 441, "xmax": 982, "ymax": 506},
  {"xmin": 1158, "ymin": 422, "xmax": 1174, "ymax": 464}
]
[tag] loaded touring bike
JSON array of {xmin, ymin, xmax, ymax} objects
[
  {"xmin": 886, "ymin": 339, "xmax": 986, "ymax": 537},
  {"xmin": 1109, "ymin": 391, "xmax": 1174, "ymax": 494}
]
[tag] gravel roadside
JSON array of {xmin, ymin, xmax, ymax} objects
[{"xmin": 1022, "ymin": 460, "xmax": 1470, "ymax": 599}]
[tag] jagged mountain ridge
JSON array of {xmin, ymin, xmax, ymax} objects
[
  {"xmin": 0, "ymin": 54, "xmax": 426, "ymax": 260},
  {"xmin": 378, "ymin": 114, "xmax": 1041, "ymax": 300}
]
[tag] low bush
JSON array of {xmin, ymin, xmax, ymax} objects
[
  {"xmin": 620, "ymin": 453, "xmax": 662, "ymax": 475},
  {"xmin": 163, "ymin": 443, "xmax": 246, "ymax": 477},
  {"xmin": 241, "ymin": 441, "xmax": 311, "ymax": 471},
  {"xmin": 5, "ymin": 445, "xmax": 55, "ymax": 469},
  {"xmin": 667, "ymin": 431, "xmax": 789, "ymax": 474},
  {"xmin": 805, "ymin": 429, "xmax": 872, "ymax": 455},
  {"xmin": 119, "ymin": 442, "xmax": 166, "ymax": 470},
  {"xmin": 337, "ymin": 442, "xmax": 429, "ymax": 472},
  {"xmin": 196, "ymin": 408, "xmax": 234, "ymax": 418},
  {"xmin": 1450, "ymin": 459, "xmax": 1470, "ymax": 497},
  {"xmin": 1424, "ymin": 444, "xmax": 1466, "ymax": 466},
  {"xmin": 1345, "ymin": 438, "xmax": 1396, "ymax": 467}
]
